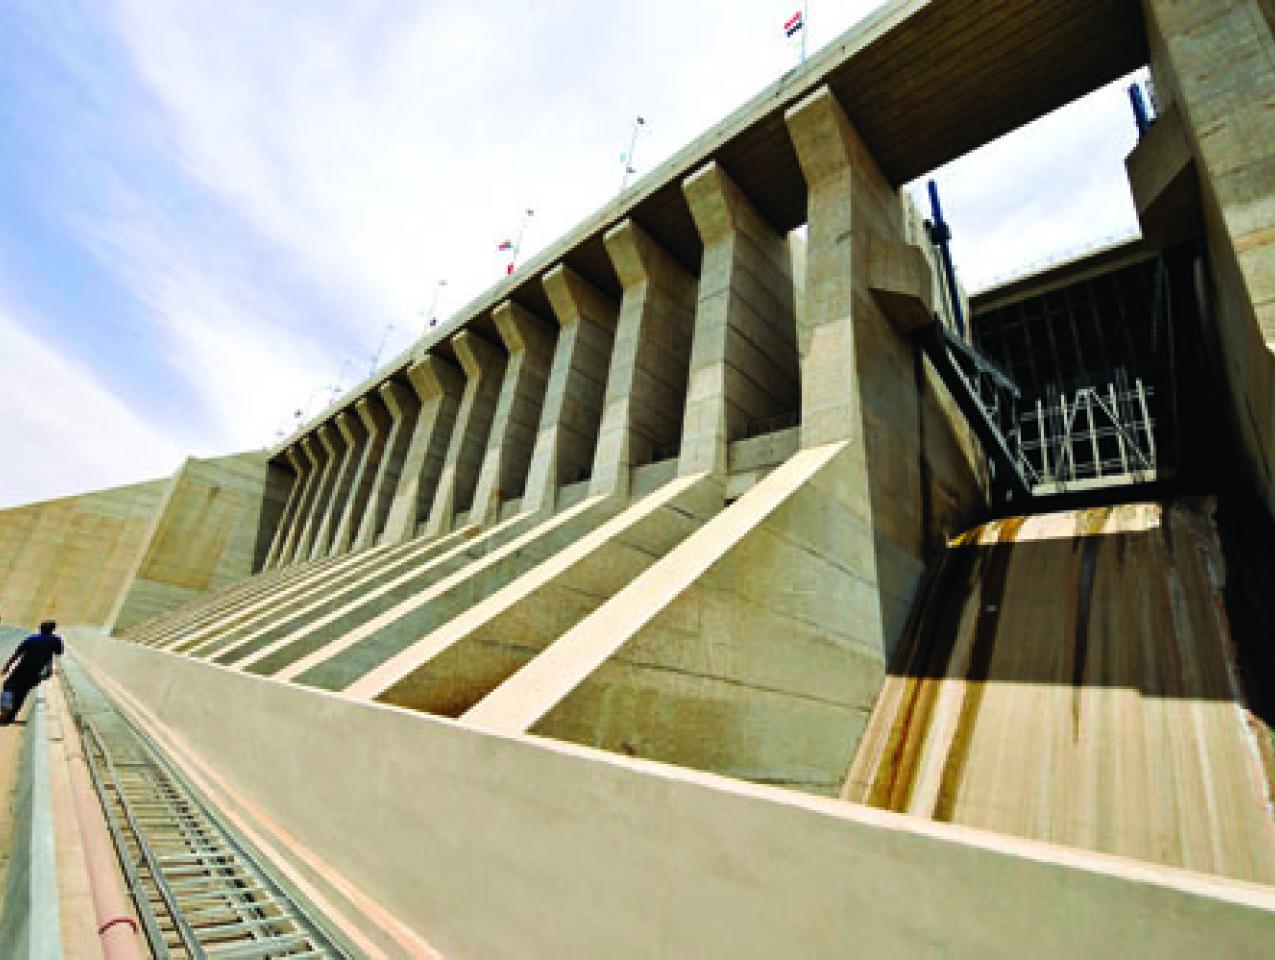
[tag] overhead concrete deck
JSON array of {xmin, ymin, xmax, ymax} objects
[{"xmin": 269, "ymin": 0, "xmax": 1145, "ymax": 455}]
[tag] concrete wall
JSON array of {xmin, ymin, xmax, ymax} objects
[
  {"xmin": 74, "ymin": 633, "xmax": 1275, "ymax": 959},
  {"xmin": 1143, "ymin": 0, "xmax": 1275, "ymax": 515},
  {"xmin": 108, "ymin": 451, "xmax": 290, "ymax": 633},
  {"xmin": 0, "ymin": 479, "xmax": 167, "ymax": 629}
]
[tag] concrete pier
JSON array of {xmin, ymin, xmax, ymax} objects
[
  {"xmin": 425, "ymin": 332, "xmax": 505, "ymax": 537},
  {"xmin": 275, "ymin": 437, "xmax": 324, "ymax": 566},
  {"xmin": 330, "ymin": 395, "xmax": 390, "ymax": 554},
  {"xmin": 357, "ymin": 380, "xmax": 418, "ymax": 548},
  {"xmin": 263, "ymin": 447, "xmax": 307, "ymax": 568},
  {"xmin": 523, "ymin": 266, "xmax": 618, "ymax": 513},
  {"xmin": 680, "ymin": 161, "xmax": 799, "ymax": 477},
  {"xmin": 293, "ymin": 429, "xmax": 341, "ymax": 562},
  {"xmin": 312, "ymin": 411, "xmax": 365, "ymax": 558},
  {"xmin": 382, "ymin": 356, "xmax": 463, "ymax": 543},
  {"xmin": 590, "ymin": 220, "xmax": 697, "ymax": 498},
  {"xmin": 469, "ymin": 302, "xmax": 555, "ymax": 526}
]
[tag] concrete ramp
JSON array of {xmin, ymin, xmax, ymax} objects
[
  {"xmin": 845, "ymin": 501, "xmax": 1275, "ymax": 884},
  {"xmin": 347, "ymin": 472, "xmax": 722, "ymax": 710},
  {"xmin": 465, "ymin": 441, "xmax": 891, "ymax": 796},
  {"xmin": 270, "ymin": 496, "xmax": 626, "ymax": 688}
]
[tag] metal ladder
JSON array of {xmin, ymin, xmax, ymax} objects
[{"xmin": 62, "ymin": 661, "xmax": 353, "ymax": 959}]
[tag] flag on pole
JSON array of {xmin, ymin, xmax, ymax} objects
[
  {"xmin": 497, "ymin": 239, "xmax": 513, "ymax": 251},
  {"xmin": 784, "ymin": 10, "xmax": 804, "ymax": 37},
  {"xmin": 506, "ymin": 262, "xmax": 515, "ymax": 275}
]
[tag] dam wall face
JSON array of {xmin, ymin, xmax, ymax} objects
[
  {"xmin": 0, "ymin": 479, "xmax": 167, "ymax": 628},
  {"xmin": 5, "ymin": 0, "xmax": 1275, "ymax": 949},
  {"xmin": 90, "ymin": 74, "xmax": 992, "ymax": 801},
  {"xmin": 106, "ymin": 451, "xmax": 291, "ymax": 633},
  {"xmin": 0, "ymin": 450, "xmax": 288, "ymax": 632},
  {"xmin": 1136, "ymin": 0, "xmax": 1275, "ymax": 513}
]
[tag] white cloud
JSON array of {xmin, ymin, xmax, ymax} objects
[
  {"xmin": 107, "ymin": 1, "xmax": 891, "ymax": 332},
  {"xmin": 909, "ymin": 72, "xmax": 1146, "ymax": 292},
  {"xmin": 73, "ymin": 185, "xmax": 350, "ymax": 454},
  {"xmin": 0, "ymin": 288, "xmax": 185, "ymax": 508},
  {"xmin": 3, "ymin": 0, "xmax": 1147, "ymax": 510}
]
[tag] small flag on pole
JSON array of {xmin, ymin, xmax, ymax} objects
[
  {"xmin": 506, "ymin": 262, "xmax": 515, "ymax": 275},
  {"xmin": 784, "ymin": 10, "xmax": 803, "ymax": 37},
  {"xmin": 497, "ymin": 239, "xmax": 513, "ymax": 251}
]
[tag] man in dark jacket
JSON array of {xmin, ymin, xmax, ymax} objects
[{"xmin": 0, "ymin": 620, "xmax": 63, "ymax": 724}]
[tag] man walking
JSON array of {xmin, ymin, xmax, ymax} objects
[{"xmin": 0, "ymin": 620, "xmax": 63, "ymax": 725}]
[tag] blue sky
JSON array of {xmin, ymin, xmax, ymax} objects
[{"xmin": 0, "ymin": 1, "xmax": 1143, "ymax": 508}]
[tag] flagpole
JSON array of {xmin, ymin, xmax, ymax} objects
[
  {"xmin": 801, "ymin": 3, "xmax": 808, "ymax": 64},
  {"xmin": 369, "ymin": 321, "xmax": 397, "ymax": 374},
  {"xmin": 426, "ymin": 279, "xmax": 447, "ymax": 329},
  {"xmin": 620, "ymin": 116, "xmax": 646, "ymax": 191},
  {"xmin": 512, "ymin": 208, "xmax": 534, "ymax": 270}
]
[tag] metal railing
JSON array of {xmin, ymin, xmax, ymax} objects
[{"xmin": 1016, "ymin": 374, "xmax": 1159, "ymax": 491}]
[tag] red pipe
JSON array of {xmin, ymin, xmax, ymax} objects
[{"xmin": 61, "ymin": 687, "xmax": 145, "ymax": 960}]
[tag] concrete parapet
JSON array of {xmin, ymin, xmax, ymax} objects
[
  {"xmin": 592, "ymin": 220, "xmax": 697, "ymax": 498},
  {"xmin": 681, "ymin": 161, "xmax": 798, "ymax": 478},
  {"xmin": 522, "ymin": 266, "xmax": 618, "ymax": 513},
  {"xmin": 425, "ymin": 332, "xmax": 505, "ymax": 538},
  {"xmin": 76, "ymin": 633, "xmax": 1275, "ymax": 959},
  {"xmin": 382, "ymin": 356, "xmax": 463, "ymax": 544},
  {"xmin": 470, "ymin": 302, "xmax": 556, "ymax": 527}
]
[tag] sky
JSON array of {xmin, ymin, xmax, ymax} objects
[{"xmin": 0, "ymin": 1, "xmax": 1145, "ymax": 509}]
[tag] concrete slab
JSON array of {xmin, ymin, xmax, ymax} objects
[{"xmin": 76, "ymin": 631, "xmax": 1275, "ymax": 960}]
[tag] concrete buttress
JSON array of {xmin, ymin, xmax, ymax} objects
[
  {"xmin": 424, "ymin": 332, "xmax": 505, "ymax": 537},
  {"xmin": 313, "ymin": 411, "xmax": 366, "ymax": 559},
  {"xmin": 360, "ymin": 381, "xmax": 419, "ymax": 548},
  {"xmin": 591, "ymin": 220, "xmax": 697, "ymax": 498},
  {"xmin": 263, "ymin": 446, "xmax": 307, "ymax": 568},
  {"xmin": 382, "ymin": 356, "xmax": 464, "ymax": 543},
  {"xmin": 302, "ymin": 423, "xmax": 347, "ymax": 561},
  {"xmin": 279, "ymin": 436, "xmax": 326, "ymax": 565},
  {"xmin": 469, "ymin": 302, "xmax": 556, "ymax": 526},
  {"xmin": 785, "ymin": 84, "xmax": 931, "ymax": 661},
  {"xmin": 1142, "ymin": 0, "xmax": 1275, "ymax": 514},
  {"xmin": 522, "ymin": 265, "xmax": 618, "ymax": 513},
  {"xmin": 331, "ymin": 397, "xmax": 389, "ymax": 554},
  {"xmin": 680, "ymin": 161, "xmax": 799, "ymax": 479}
]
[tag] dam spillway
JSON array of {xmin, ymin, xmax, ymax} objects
[{"xmin": 3, "ymin": 0, "xmax": 1275, "ymax": 955}]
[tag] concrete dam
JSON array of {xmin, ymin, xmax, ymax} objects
[{"xmin": 3, "ymin": 0, "xmax": 1275, "ymax": 955}]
